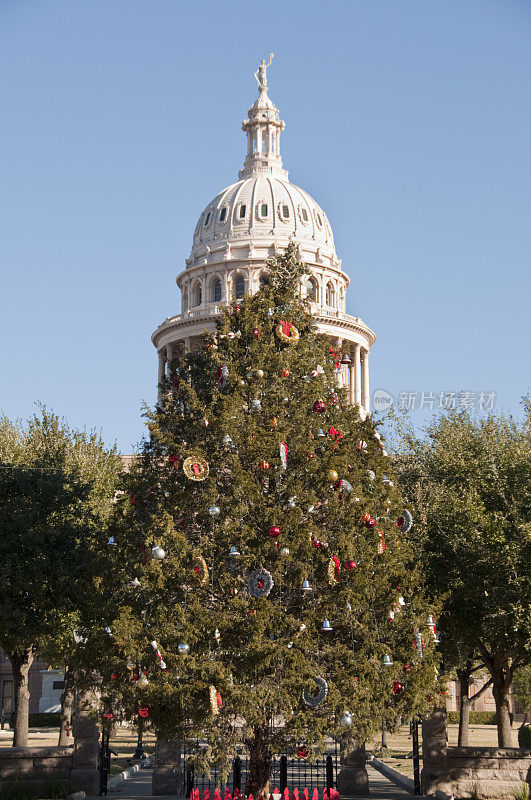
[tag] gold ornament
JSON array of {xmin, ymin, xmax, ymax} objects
[
  {"xmin": 193, "ymin": 554, "xmax": 209, "ymax": 585},
  {"xmin": 327, "ymin": 555, "xmax": 341, "ymax": 585},
  {"xmin": 328, "ymin": 469, "xmax": 339, "ymax": 482},
  {"xmin": 183, "ymin": 456, "xmax": 209, "ymax": 481},
  {"xmin": 275, "ymin": 321, "xmax": 300, "ymax": 345}
]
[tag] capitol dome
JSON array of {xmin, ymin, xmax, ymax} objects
[{"xmin": 152, "ymin": 58, "xmax": 375, "ymax": 415}]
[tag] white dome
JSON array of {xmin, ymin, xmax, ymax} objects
[{"xmin": 189, "ymin": 175, "xmax": 337, "ymax": 264}]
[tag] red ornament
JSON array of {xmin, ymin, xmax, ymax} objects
[
  {"xmin": 403, "ymin": 664, "xmax": 411, "ymax": 673},
  {"xmin": 138, "ymin": 706, "xmax": 150, "ymax": 718},
  {"xmin": 364, "ymin": 517, "xmax": 376, "ymax": 529},
  {"xmin": 313, "ymin": 538, "xmax": 322, "ymax": 548},
  {"xmin": 280, "ymin": 368, "xmax": 290, "ymax": 377},
  {"xmin": 344, "ymin": 560, "xmax": 357, "ymax": 570},
  {"xmin": 202, "ymin": 419, "xmax": 209, "ymax": 427},
  {"xmin": 253, "ymin": 328, "xmax": 260, "ymax": 338},
  {"xmin": 357, "ymin": 440, "xmax": 368, "ymax": 451},
  {"xmin": 268, "ymin": 526, "xmax": 281, "ymax": 538},
  {"xmin": 313, "ymin": 399, "xmax": 327, "ymax": 414},
  {"xmin": 102, "ymin": 711, "xmax": 114, "ymax": 720},
  {"xmin": 232, "ymin": 304, "xmax": 241, "ymax": 314},
  {"xmin": 297, "ymin": 747, "xmax": 309, "ymax": 760},
  {"xmin": 260, "ymin": 460, "xmax": 269, "ymax": 471},
  {"xmin": 110, "ymin": 672, "xmax": 118, "ymax": 680},
  {"xmin": 361, "ymin": 512, "xmax": 371, "ymax": 523},
  {"xmin": 392, "ymin": 681, "xmax": 404, "ymax": 696}
]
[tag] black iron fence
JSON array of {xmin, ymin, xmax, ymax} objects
[{"xmin": 182, "ymin": 741, "xmax": 340, "ymax": 797}]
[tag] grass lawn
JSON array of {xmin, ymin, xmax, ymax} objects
[
  {"xmin": 0, "ymin": 725, "xmax": 156, "ymax": 777},
  {"xmin": 367, "ymin": 723, "xmax": 519, "ymax": 779}
]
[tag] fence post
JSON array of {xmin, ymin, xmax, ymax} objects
[
  {"xmin": 233, "ymin": 756, "xmax": 241, "ymax": 794},
  {"xmin": 326, "ymin": 754, "xmax": 334, "ymax": 790},
  {"xmin": 280, "ymin": 755, "xmax": 288, "ymax": 792}
]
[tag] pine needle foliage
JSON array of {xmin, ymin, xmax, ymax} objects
[{"xmin": 105, "ymin": 244, "xmax": 439, "ymax": 793}]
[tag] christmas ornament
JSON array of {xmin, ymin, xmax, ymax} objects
[
  {"xmin": 251, "ymin": 399, "xmax": 262, "ymax": 410},
  {"xmin": 279, "ymin": 442, "xmax": 288, "ymax": 470},
  {"xmin": 340, "ymin": 353, "xmax": 351, "ymax": 366},
  {"xmin": 344, "ymin": 560, "xmax": 357, "ymax": 570},
  {"xmin": 327, "ymin": 556, "xmax": 341, "ymax": 585},
  {"xmin": 259, "ymin": 460, "xmax": 269, "ymax": 471},
  {"xmin": 129, "ymin": 577, "xmax": 141, "ymax": 588},
  {"xmin": 255, "ymin": 369, "xmax": 265, "ymax": 379},
  {"xmin": 377, "ymin": 531, "xmax": 387, "ymax": 553},
  {"xmin": 313, "ymin": 399, "xmax": 326, "ymax": 414},
  {"xmin": 193, "ymin": 555, "xmax": 209, "ymax": 585},
  {"xmin": 253, "ymin": 328, "xmax": 260, "ymax": 338},
  {"xmin": 357, "ymin": 440, "xmax": 367, "ymax": 452},
  {"xmin": 340, "ymin": 711, "xmax": 353, "ymax": 727},
  {"xmin": 280, "ymin": 368, "xmax": 290, "ymax": 377},
  {"xmin": 110, "ymin": 672, "xmax": 118, "ymax": 680},
  {"xmin": 383, "ymin": 654, "xmax": 393, "ymax": 666},
  {"xmin": 268, "ymin": 526, "xmax": 281, "ymax": 538},
  {"xmin": 427, "ymin": 615, "xmax": 439, "ymax": 642},
  {"xmin": 151, "ymin": 640, "xmax": 168, "ymax": 671},
  {"xmin": 178, "ymin": 642, "xmax": 190, "ymax": 654},
  {"xmin": 367, "ymin": 470, "xmax": 376, "ymax": 482},
  {"xmin": 183, "ymin": 456, "xmax": 209, "ymax": 481},
  {"xmin": 107, "ymin": 536, "xmax": 116, "ymax": 546},
  {"xmin": 297, "ymin": 747, "xmax": 309, "ymax": 760},
  {"xmin": 302, "ymin": 675, "xmax": 329, "ymax": 708},
  {"xmin": 222, "ymin": 434, "xmax": 234, "ymax": 449},
  {"xmin": 102, "ymin": 711, "xmax": 115, "ymax": 721},
  {"xmin": 317, "ymin": 428, "xmax": 325, "ymax": 437},
  {"xmin": 152, "ymin": 545, "xmax": 166, "ymax": 561},
  {"xmin": 328, "ymin": 469, "xmax": 339, "ymax": 482},
  {"xmin": 209, "ymin": 505, "xmax": 221, "ymax": 517},
  {"xmin": 396, "ymin": 510, "xmax": 413, "ymax": 534},
  {"xmin": 220, "ymin": 330, "xmax": 241, "ymax": 340},
  {"xmin": 230, "ymin": 587, "xmax": 239, "ymax": 596},
  {"xmin": 312, "ymin": 365, "xmax": 325, "ymax": 376},
  {"xmin": 138, "ymin": 706, "xmax": 150, "ymax": 718},
  {"xmin": 248, "ymin": 568, "xmax": 274, "ymax": 598},
  {"xmin": 392, "ymin": 681, "xmax": 404, "ymax": 695},
  {"xmin": 209, "ymin": 685, "xmax": 223, "ymax": 715},
  {"xmin": 275, "ymin": 321, "xmax": 300, "ymax": 344},
  {"xmin": 403, "ymin": 664, "xmax": 411, "ymax": 673},
  {"xmin": 202, "ymin": 419, "xmax": 209, "ymax": 427},
  {"xmin": 218, "ymin": 365, "xmax": 229, "ymax": 388},
  {"xmin": 287, "ymin": 496, "xmax": 297, "ymax": 508},
  {"xmin": 137, "ymin": 673, "xmax": 149, "ymax": 689},
  {"xmin": 229, "ymin": 545, "xmax": 240, "ymax": 557},
  {"xmin": 321, "ymin": 619, "xmax": 333, "ymax": 631},
  {"xmin": 301, "ymin": 579, "xmax": 312, "ymax": 591},
  {"xmin": 329, "ymin": 427, "xmax": 342, "ymax": 442},
  {"xmin": 280, "ymin": 547, "xmax": 290, "ymax": 556}
]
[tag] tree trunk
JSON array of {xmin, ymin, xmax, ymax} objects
[
  {"xmin": 9, "ymin": 645, "xmax": 36, "ymax": 747},
  {"xmin": 58, "ymin": 666, "xmax": 75, "ymax": 746},
  {"xmin": 457, "ymin": 670, "xmax": 471, "ymax": 747},
  {"xmin": 245, "ymin": 728, "xmax": 272, "ymax": 798},
  {"xmin": 492, "ymin": 678, "xmax": 513, "ymax": 747}
]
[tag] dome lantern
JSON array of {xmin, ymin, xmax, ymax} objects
[{"xmin": 239, "ymin": 54, "xmax": 288, "ymax": 180}]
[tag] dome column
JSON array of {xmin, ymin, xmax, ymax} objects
[
  {"xmin": 361, "ymin": 348, "xmax": 370, "ymax": 412},
  {"xmin": 157, "ymin": 349, "xmax": 167, "ymax": 402},
  {"xmin": 352, "ymin": 344, "xmax": 362, "ymax": 407}
]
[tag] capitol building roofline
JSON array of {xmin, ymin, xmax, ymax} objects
[{"xmin": 152, "ymin": 56, "xmax": 374, "ymax": 416}]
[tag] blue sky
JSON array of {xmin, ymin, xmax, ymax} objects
[{"xmin": 1, "ymin": 0, "xmax": 530, "ymax": 452}]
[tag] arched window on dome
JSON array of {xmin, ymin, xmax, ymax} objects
[
  {"xmin": 212, "ymin": 279, "xmax": 222, "ymax": 303},
  {"xmin": 326, "ymin": 281, "xmax": 335, "ymax": 308},
  {"xmin": 234, "ymin": 275, "xmax": 245, "ymax": 300},
  {"xmin": 219, "ymin": 208, "xmax": 227, "ymax": 223},
  {"xmin": 306, "ymin": 277, "xmax": 318, "ymax": 303},
  {"xmin": 192, "ymin": 281, "xmax": 202, "ymax": 307}
]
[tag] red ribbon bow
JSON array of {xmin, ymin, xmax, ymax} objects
[{"xmin": 280, "ymin": 320, "xmax": 293, "ymax": 336}]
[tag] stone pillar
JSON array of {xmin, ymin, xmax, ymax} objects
[
  {"xmin": 421, "ymin": 707, "xmax": 448, "ymax": 795},
  {"xmin": 336, "ymin": 742, "xmax": 369, "ymax": 796},
  {"xmin": 152, "ymin": 738, "xmax": 183, "ymax": 795},
  {"xmin": 69, "ymin": 702, "xmax": 100, "ymax": 796},
  {"xmin": 184, "ymin": 337, "xmax": 191, "ymax": 354},
  {"xmin": 349, "ymin": 361, "xmax": 355, "ymax": 405},
  {"xmin": 157, "ymin": 349, "xmax": 166, "ymax": 400},
  {"xmin": 361, "ymin": 348, "xmax": 370, "ymax": 412},
  {"xmin": 353, "ymin": 344, "xmax": 362, "ymax": 407}
]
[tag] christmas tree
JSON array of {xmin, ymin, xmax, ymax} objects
[{"xmin": 105, "ymin": 243, "xmax": 439, "ymax": 796}]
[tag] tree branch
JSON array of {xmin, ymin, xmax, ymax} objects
[{"xmin": 468, "ymin": 677, "xmax": 493, "ymax": 705}]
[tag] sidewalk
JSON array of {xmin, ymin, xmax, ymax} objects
[{"xmin": 86, "ymin": 764, "xmax": 419, "ymax": 800}]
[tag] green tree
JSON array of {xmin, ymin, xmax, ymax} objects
[
  {"xmin": 106, "ymin": 245, "xmax": 439, "ymax": 796},
  {"xmin": 393, "ymin": 405, "xmax": 531, "ymax": 747},
  {"xmin": 0, "ymin": 409, "xmax": 121, "ymax": 746}
]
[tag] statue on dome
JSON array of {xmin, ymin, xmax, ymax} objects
[{"xmin": 255, "ymin": 54, "xmax": 274, "ymax": 91}]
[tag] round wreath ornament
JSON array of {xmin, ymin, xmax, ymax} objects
[
  {"xmin": 247, "ymin": 568, "xmax": 274, "ymax": 598},
  {"xmin": 396, "ymin": 509, "xmax": 413, "ymax": 534},
  {"xmin": 183, "ymin": 456, "xmax": 209, "ymax": 481},
  {"xmin": 276, "ymin": 321, "xmax": 300, "ymax": 345},
  {"xmin": 302, "ymin": 675, "xmax": 329, "ymax": 708}
]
